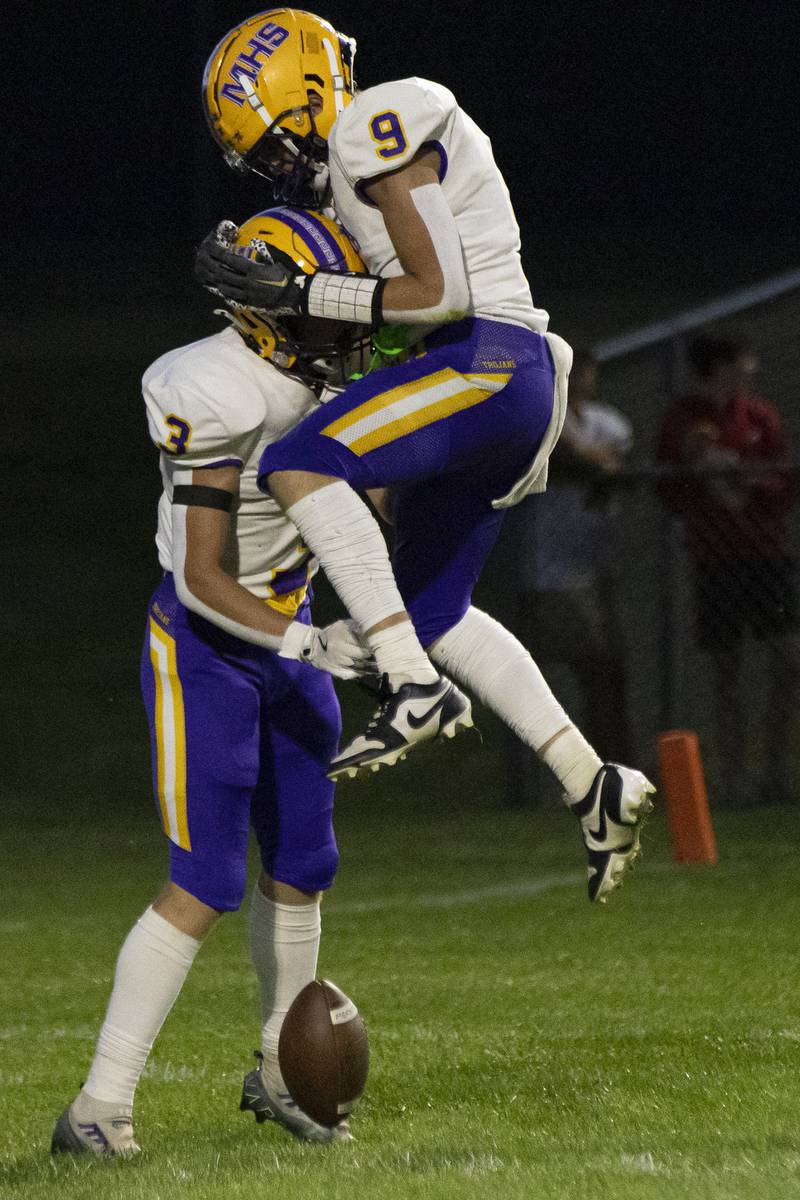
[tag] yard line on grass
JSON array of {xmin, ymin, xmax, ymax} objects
[
  {"xmin": 325, "ymin": 870, "xmax": 585, "ymax": 914},
  {"xmin": 326, "ymin": 861, "xmax": 679, "ymax": 915}
]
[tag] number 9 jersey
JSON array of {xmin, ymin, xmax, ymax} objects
[{"xmin": 327, "ymin": 77, "xmax": 549, "ymax": 334}]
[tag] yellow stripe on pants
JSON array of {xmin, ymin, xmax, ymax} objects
[
  {"xmin": 320, "ymin": 369, "xmax": 459, "ymax": 440},
  {"xmin": 347, "ymin": 384, "xmax": 496, "ymax": 456},
  {"xmin": 320, "ymin": 368, "xmax": 511, "ymax": 458},
  {"xmin": 148, "ymin": 618, "xmax": 191, "ymax": 850}
]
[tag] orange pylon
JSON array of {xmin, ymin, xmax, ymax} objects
[{"xmin": 657, "ymin": 730, "xmax": 718, "ymax": 864}]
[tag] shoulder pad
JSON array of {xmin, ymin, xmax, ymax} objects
[
  {"xmin": 142, "ymin": 332, "xmax": 265, "ymax": 465},
  {"xmin": 331, "ymin": 78, "xmax": 456, "ymax": 186}
]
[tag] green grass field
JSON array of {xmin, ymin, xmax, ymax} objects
[{"xmin": 2, "ymin": 730, "xmax": 799, "ymax": 1200}]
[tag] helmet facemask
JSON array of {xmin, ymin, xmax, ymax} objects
[
  {"xmin": 280, "ymin": 313, "xmax": 372, "ymax": 390},
  {"xmin": 242, "ymin": 99, "xmax": 330, "ymax": 208},
  {"xmin": 203, "ymin": 12, "xmax": 356, "ymax": 210},
  {"xmin": 228, "ymin": 304, "xmax": 370, "ymax": 393}
]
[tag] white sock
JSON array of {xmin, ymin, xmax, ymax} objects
[
  {"xmin": 286, "ymin": 483, "xmax": 434, "ymax": 685},
  {"xmin": 83, "ymin": 906, "xmax": 201, "ymax": 1107},
  {"xmin": 538, "ymin": 725, "xmax": 603, "ymax": 803},
  {"xmin": 249, "ymin": 885, "xmax": 321, "ymax": 1094},
  {"xmin": 367, "ymin": 622, "xmax": 439, "ymax": 686},
  {"xmin": 431, "ymin": 606, "xmax": 602, "ymax": 801}
]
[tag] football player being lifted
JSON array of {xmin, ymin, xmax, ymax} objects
[
  {"xmin": 52, "ymin": 210, "xmax": 374, "ymax": 1156},
  {"xmin": 197, "ymin": 9, "xmax": 655, "ymax": 902}
]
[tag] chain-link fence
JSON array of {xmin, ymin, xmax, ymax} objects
[{"xmin": 488, "ymin": 273, "xmax": 800, "ymax": 808}]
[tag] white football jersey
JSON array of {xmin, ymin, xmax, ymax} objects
[
  {"xmin": 142, "ymin": 327, "xmax": 319, "ymax": 613},
  {"xmin": 328, "ymin": 78, "xmax": 549, "ymax": 333}
]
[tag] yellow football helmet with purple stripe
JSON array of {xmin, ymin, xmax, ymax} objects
[
  {"xmin": 223, "ymin": 206, "xmax": 368, "ymax": 387},
  {"xmin": 202, "ymin": 9, "xmax": 356, "ymax": 207}
]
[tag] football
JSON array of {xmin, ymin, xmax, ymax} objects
[{"xmin": 278, "ymin": 979, "xmax": 369, "ymax": 1128}]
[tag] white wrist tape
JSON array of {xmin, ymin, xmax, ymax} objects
[
  {"xmin": 382, "ymin": 183, "xmax": 471, "ymax": 324},
  {"xmin": 303, "ymin": 271, "xmax": 384, "ymax": 324}
]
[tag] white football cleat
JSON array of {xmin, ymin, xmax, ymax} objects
[
  {"xmin": 51, "ymin": 1092, "xmax": 141, "ymax": 1156},
  {"xmin": 568, "ymin": 763, "xmax": 656, "ymax": 903},
  {"xmin": 240, "ymin": 1053, "xmax": 353, "ymax": 1144},
  {"xmin": 328, "ymin": 674, "xmax": 473, "ymax": 781}
]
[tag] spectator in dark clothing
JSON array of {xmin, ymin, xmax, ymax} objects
[{"xmin": 657, "ymin": 330, "xmax": 799, "ymax": 806}]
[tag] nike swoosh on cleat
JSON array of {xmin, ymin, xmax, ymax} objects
[
  {"xmin": 406, "ymin": 692, "xmax": 451, "ymax": 730},
  {"xmin": 585, "ymin": 804, "xmax": 607, "ymax": 842}
]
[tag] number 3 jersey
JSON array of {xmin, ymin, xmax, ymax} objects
[
  {"xmin": 142, "ymin": 327, "xmax": 320, "ymax": 614},
  {"xmin": 328, "ymin": 77, "xmax": 549, "ymax": 334}
]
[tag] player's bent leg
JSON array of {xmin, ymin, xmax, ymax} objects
[
  {"xmin": 267, "ymin": 468, "xmax": 342, "ymax": 510},
  {"xmin": 263, "ymin": 423, "xmax": 438, "ymax": 689},
  {"xmin": 430, "ymin": 607, "xmax": 655, "ymax": 902},
  {"xmin": 275, "ymin": 482, "xmax": 470, "ymax": 779},
  {"xmin": 280, "ymin": 482, "xmax": 437, "ymax": 683},
  {"xmin": 260, "ymin": 365, "xmax": 482, "ymax": 767}
]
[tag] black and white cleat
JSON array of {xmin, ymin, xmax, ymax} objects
[
  {"xmin": 569, "ymin": 763, "xmax": 656, "ymax": 903},
  {"xmin": 327, "ymin": 674, "xmax": 473, "ymax": 781}
]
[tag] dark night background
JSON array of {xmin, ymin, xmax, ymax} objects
[
  {"xmin": 5, "ymin": 0, "xmax": 800, "ymax": 811},
  {"xmin": 9, "ymin": 0, "xmax": 800, "ymax": 338}
]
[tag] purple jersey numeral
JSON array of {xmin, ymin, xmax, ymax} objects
[{"xmin": 370, "ymin": 110, "xmax": 408, "ymax": 159}]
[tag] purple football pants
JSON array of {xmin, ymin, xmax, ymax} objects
[
  {"xmin": 258, "ymin": 318, "xmax": 554, "ymax": 645},
  {"xmin": 140, "ymin": 573, "xmax": 341, "ymax": 911}
]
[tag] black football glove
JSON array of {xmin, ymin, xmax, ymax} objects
[{"xmin": 195, "ymin": 222, "xmax": 306, "ymax": 315}]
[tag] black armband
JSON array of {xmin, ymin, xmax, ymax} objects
[{"xmin": 172, "ymin": 485, "xmax": 234, "ymax": 512}]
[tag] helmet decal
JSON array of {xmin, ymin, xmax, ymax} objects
[
  {"xmin": 218, "ymin": 21, "xmax": 290, "ymax": 108},
  {"xmin": 202, "ymin": 9, "xmax": 356, "ymax": 208},
  {"xmin": 268, "ymin": 207, "xmax": 349, "ymax": 268}
]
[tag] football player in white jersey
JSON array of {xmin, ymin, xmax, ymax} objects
[
  {"xmin": 196, "ymin": 9, "xmax": 654, "ymax": 905},
  {"xmin": 51, "ymin": 209, "xmax": 374, "ymax": 1156}
]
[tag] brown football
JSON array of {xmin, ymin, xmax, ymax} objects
[{"xmin": 278, "ymin": 979, "xmax": 369, "ymax": 1128}]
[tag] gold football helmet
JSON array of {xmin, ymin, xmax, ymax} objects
[
  {"xmin": 221, "ymin": 206, "xmax": 368, "ymax": 388},
  {"xmin": 202, "ymin": 9, "xmax": 356, "ymax": 206}
]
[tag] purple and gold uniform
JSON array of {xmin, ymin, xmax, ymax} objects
[
  {"xmin": 260, "ymin": 318, "xmax": 557, "ymax": 645},
  {"xmin": 141, "ymin": 327, "xmax": 341, "ymax": 910},
  {"xmin": 257, "ymin": 79, "xmax": 571, "ymax": 645}
]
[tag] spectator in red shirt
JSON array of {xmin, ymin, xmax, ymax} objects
[{"xmin": 657, "ymin": 330, "xmax": 799, "ymax": 806}]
